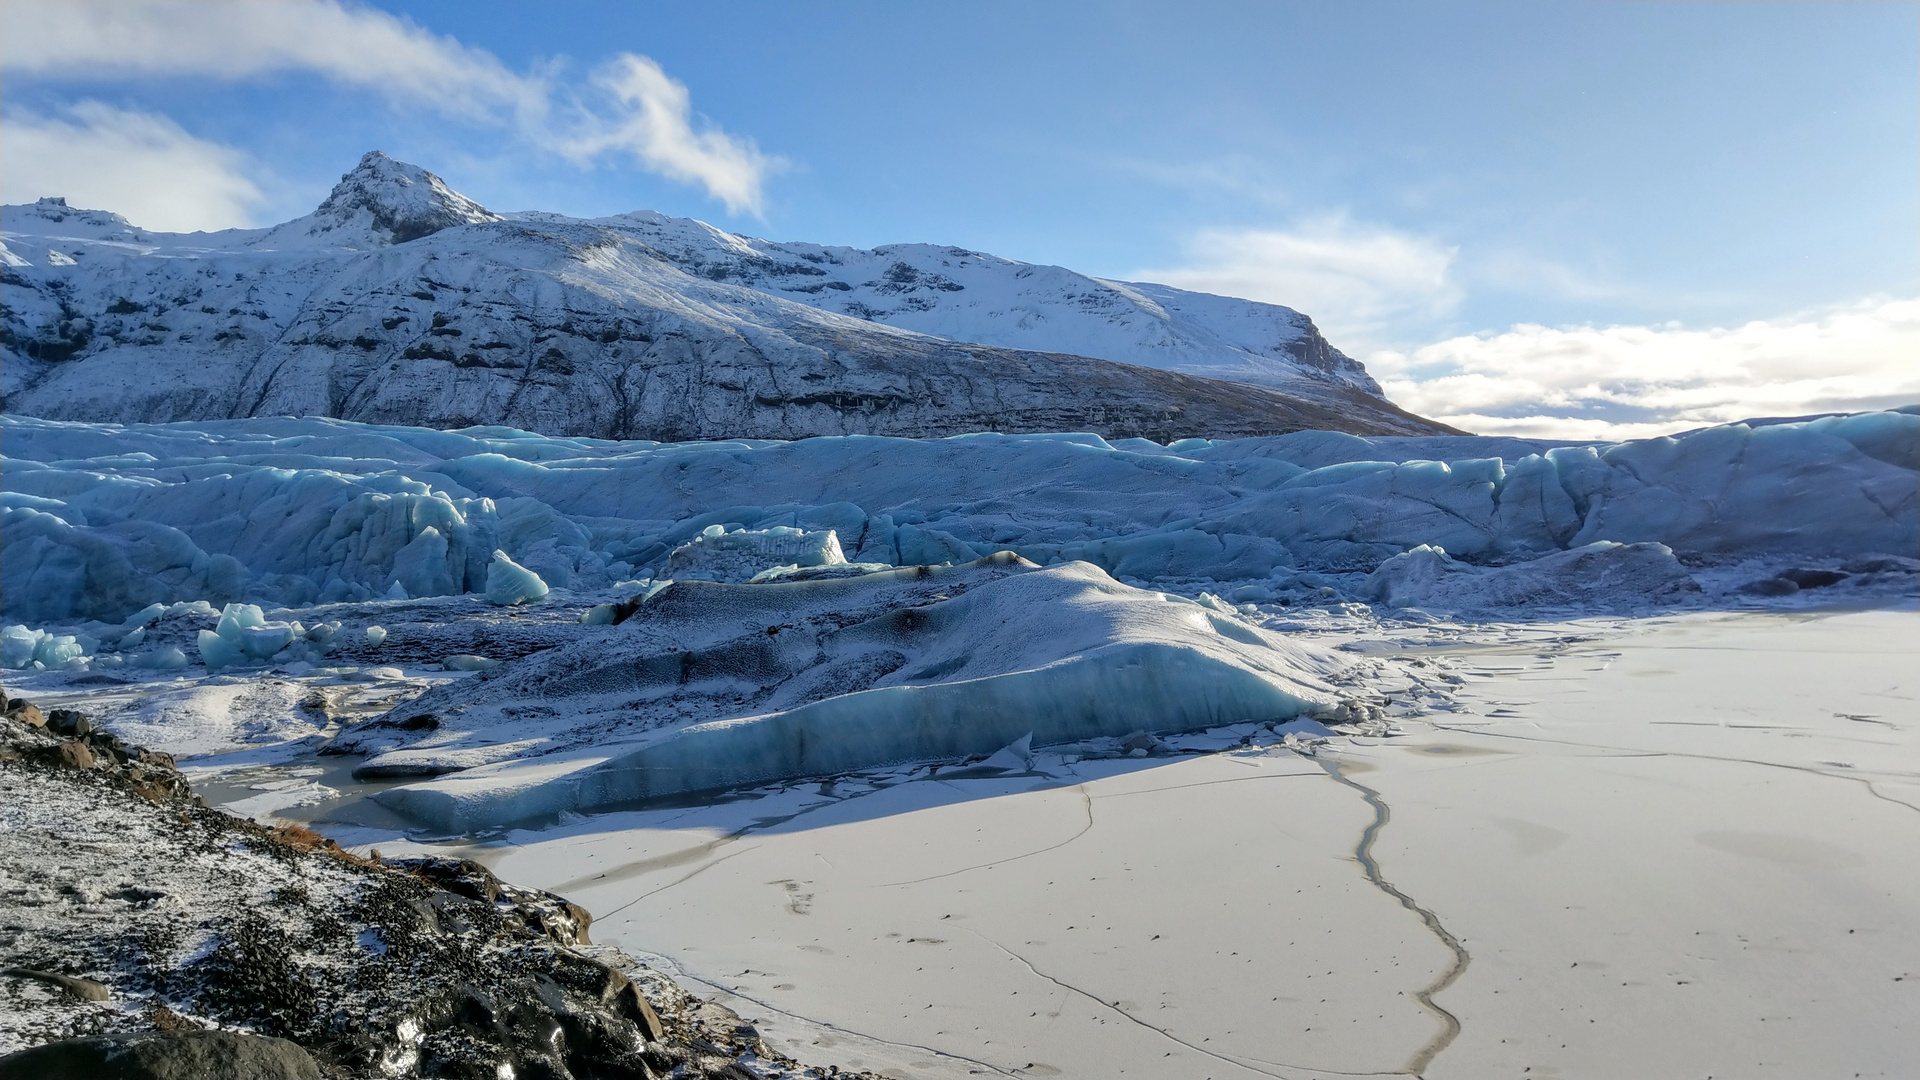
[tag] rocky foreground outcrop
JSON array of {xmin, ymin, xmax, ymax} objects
[{"xmin": 0, "ymin": 692, "xmax": 875, "ymax": 1079}]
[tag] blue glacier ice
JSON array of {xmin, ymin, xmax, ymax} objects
[
  {"xmin": 483, "ymin": 550, "xmax": 549, "ymax": 606},
  {"xmin": 0, "ymin": 409, "xmax": 1913, "ymax": 626}
]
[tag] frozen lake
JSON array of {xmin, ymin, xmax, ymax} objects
[{"xmin": 311, "ymin": 603, "xmax": 1913, "ymax": 1080}]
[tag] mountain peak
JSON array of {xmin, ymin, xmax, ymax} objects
[{"xmin": 305, "ymin": 151, "xmax": 500, "ymax": 245}]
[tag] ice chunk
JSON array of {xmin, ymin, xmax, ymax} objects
[
  {"xmin": 92, "ymin": 679, "xmax": 323, "ymax": 757},
  {"xmin": 122, "ymin": 603, "xmax": 167, "ymax": 629},
  {"xmin": 1272, "ymin": 718, "xmax": 1337, "ymax": 740},
  {"xmin": 365, "ymin": 626, "xmax": 388, "ymax": 646},
  {"xmin": 444, "ymin": 654, "xmax": 501, "ymax": 671},
  {"xmin": 363, "ymin": 555, "xmax": 1348, "ymax": 830},
  {"xmin": 974, "ymin": 733, "xmax": 1036, "ymax": 773},
  {"xmin": 134, "ymin": 645, "xmax": 189, "ymax": 670},
  {"xmin": 1, "ymin": 625, "xmax": 39, "ymax": 669},
  {"xmin": 37, "ymin": 633, "xmax": 85, "ymax": 668},
  {"xmin": 197, "ymin": 629, "xmax": 245, "ymax": 670},
  {"xmin": 215, "ymin": 603, "xmax": 266, "ymax": 639},
  {"xmin": 484, "ymin": 550, "xmax": 549, "ymax": 606},
  {"xmin": 1, "ymin": 625, "xmax": 89, "ymax": 669},
  {"xmin": 188, "ymin": 602, "xmax": 318, "ymax": 669},
  {"xmin": 666, "ymin": 526, "xmax": 846, "ymax": 583},
  {"xmin": 240, "ymin": 623, "xmax": 296, "ymax": 658}
]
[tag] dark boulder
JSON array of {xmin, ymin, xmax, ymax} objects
[
  {"xmin": 0, "ymin": 1030, "xmax": 321, "ymax": 1080},
  {"xmin": 1778, "ymin": 567, "xmax": 1850, "ymax": 590}
]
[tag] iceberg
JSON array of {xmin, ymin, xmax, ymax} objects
[
  {"xmin": 484, "ymin": 550, "xmax": 549, "ymax": 606},
  {"xmin": 353, "ymin": 554, "xmax": 1352, "ymax": 831}
]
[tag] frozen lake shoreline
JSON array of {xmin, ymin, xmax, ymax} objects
[{"xmin": 182, "ymin": 602, "xmax": 1903, "ymax": 1080}]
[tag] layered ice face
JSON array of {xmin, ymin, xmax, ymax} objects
[{"xmin": 1, "ymin": 409, "xmax": 1912, "ymax": 628}]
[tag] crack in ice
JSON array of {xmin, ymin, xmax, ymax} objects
[
  {"xmin": 963, "ymin": 928, "xmax": 1409, "ymax": 1080},
  {"xmin": 1309, "ymin": 752, "xmax": 1470, "ymax": 1079},
  {"xmin": 873, "ymin": 784, "xmax": 1094, "ymax": 888},
  {"xmin": 661, "ymin": 964, "xmax": 1025, "ymax": 1079},
  {"xmin": 1424, "ymin": 722, "xmax": 1920, "ymax": 817}
]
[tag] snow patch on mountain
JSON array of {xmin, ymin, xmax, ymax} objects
[{"xmin": 567, "ymin": 209, "xmax": 1381, "ymax": 395}]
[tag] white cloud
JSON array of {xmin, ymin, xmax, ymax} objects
[
  {"xmin": 0, "ymin": 103, "xmax": 267, "ymax": 232},
  {"xmin": 1132, "ymin": 216, "xmax": 1461, "ymax": 343},
  {"xmin": 1, "ymin": 0, "xmax": 777, "ymax": 215},
  {"xmin": 1370, "ymin": 297, "xmax": 1920, "ymax": 440},
  {"xmin": 557, "ymin": 55, "xmax": 781, "ymax": 216},
  {"xmin": 1, "ymin": 0, "xmax": 535, "ymax": 121}
]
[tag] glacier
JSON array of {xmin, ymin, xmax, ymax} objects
[
  {"xmin": 1, "ymin": 409, "xmax": 1912, "ymax": 629},
  {"xmin": 346, "ymin": 554, "xmax": 1353, "ymax": 831}
]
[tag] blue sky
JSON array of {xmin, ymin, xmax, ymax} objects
[{"xmin": 4, "ymin": 1, "xmax": 1915, "ymax": 436}]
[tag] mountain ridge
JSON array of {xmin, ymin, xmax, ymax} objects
[{"xmin": 1, "ymin": 151, "xmax": 1455, "ymax": 441}]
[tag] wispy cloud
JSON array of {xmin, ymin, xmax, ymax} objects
[
  {"xmin": 1369, "ymin": 296, "xmax": 1920, "ymax": 439},
  {"xmin": 555, "ymin": 55, "xmax": 781, "ymax": 217},
  {"xmin": 1, "ymin": 0, "xmax": 779, "ymax": 217},
  {"xmin": 0, "ymin": 103, "xmax": 268, "ymax": 232},
  {"xmin": 1130, "ymin": 215, "xmax": 1461, "ymax": 345}
]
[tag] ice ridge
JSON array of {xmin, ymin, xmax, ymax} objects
[{"xmin": 0, "ymin": 410, "xmax": 1912, "ymax": 627}]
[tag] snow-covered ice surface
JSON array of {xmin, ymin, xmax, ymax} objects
[{"xmin": 307, "ymin": 603, "xmax": 1914, "ymax": 1080}]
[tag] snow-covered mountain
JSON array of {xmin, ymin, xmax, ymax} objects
[
  {"xmin": 546, "ymin": 209, "xmax": 1383, "ymax": 396},
  {"xmin": 1, "ymin": 152, "xmax": 1445, "ymax": 440}
]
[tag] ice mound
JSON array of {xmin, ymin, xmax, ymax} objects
[
  {"xmin": 664, "ymin": 525, "xmax": 848, "ymax": 583},
  {"xmin": 354, "ymin": 554, "xmax": 1347, "ymax": 831},
  {"xmin": 1359, "ymin": 542, "xmax": 1701, "ymax": 611}
]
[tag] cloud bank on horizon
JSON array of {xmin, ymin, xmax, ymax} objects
[
  {"xmin": 1135, "ymin": 222, "xmax": 1917, "ymax": 439},
  {"xmin": 1, "ymin": 0, "xmax": 1911, "ymax": 441}
]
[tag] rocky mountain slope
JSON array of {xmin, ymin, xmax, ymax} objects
[{"xmin": 0, "ymin": 152, "xmax": 1447, "ymax": 441}]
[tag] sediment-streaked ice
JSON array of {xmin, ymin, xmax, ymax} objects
[{"xmin": 352, "ymin": 554, "xmax": 1353, "ymax": 831}]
